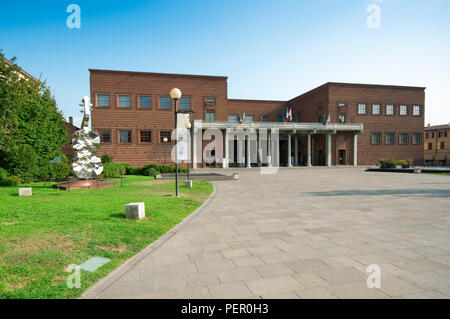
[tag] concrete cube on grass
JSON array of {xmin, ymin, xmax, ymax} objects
[
  {"xmin": 414, "ymin": 168, "xmax": 421, "ymax": 174},
  {"xmin": 185, "ymin": 180, "xmax": 193, "ymax": 188},
  {"xmin": 125, "ymin": 202, "xmax": 145, "ymax": 220},
  {"xmin": 19, "ymin": 187, "xmax": 32, "ymax": 196}
]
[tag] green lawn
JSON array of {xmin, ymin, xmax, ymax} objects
[{"xmin": 0, "ymin": 176, "xmax": 213, "ymax": 299}]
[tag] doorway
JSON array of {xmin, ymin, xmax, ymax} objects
[{"xmin": 338, "ymin": 149, "xmax": 347, "ymax": 165}]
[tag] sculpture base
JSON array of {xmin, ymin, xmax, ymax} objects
[{"xmin": 53, "ymin": 180, "xmax": 118, "ymax": 190}]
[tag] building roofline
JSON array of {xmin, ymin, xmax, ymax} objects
[
  {"xmin": 228, "ymin": 98, "xmax": 286, "ymax": 103},
  {"xmin": 425, "ymin": 123, "xmax": 450, "ymax": 130},
  {"xmin": 89, "ymin": 68, "xmax": 228, "ymax": 80},
  {"xmin": 3, "ymin": 56, "xmax": 39, "ymax": 82},
  {"xmin": 326, "ymin": 82, "xmax": 426, "ymax": 90}
]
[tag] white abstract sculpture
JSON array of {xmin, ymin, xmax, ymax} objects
[{"xmin": 71, "ymin": 96, "xmax": 103, "ymax": 179}]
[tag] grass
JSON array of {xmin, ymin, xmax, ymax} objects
[
  {"xmin": 0, "ymin": 175, "xmax": 213, "ymax": 299},
  {"xmin": 423, "ymin": 172, "xmax": 450, "ymax": 176}
]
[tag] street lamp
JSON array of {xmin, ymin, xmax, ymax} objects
[
  {"xmin": 163, "ymin": 137, "xmax": 168, "ymax": 165},
  {"xmin": 170, "ymin": 88, "xmax": 182, "ymax": 197},
  {"xmin": 185, "ymin": 121, "xmax": 192, "ymax": 182}
]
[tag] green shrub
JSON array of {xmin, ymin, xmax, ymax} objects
[
  {"xmin": 36, "ymin": 156, "xmax": 72, "ymax": 181},
  {"xmin": 405, "ymin": 159, "xmax": 413, "ymax": 166},
  {"xmin": 0, "ymin": 167, "xmax": 7, "ymax": 180},
  {"xmin": 379, "ymin": 158, "xmax": 397, "ymax": 168},
  {"xmin": 143, "ymin": 167, "xmax": 159, "ymax": 177},
  {"xmin": 102, "ymin": 162, "xmax": 129, "ymax": 178},
  {"xmin": 397, "ymin": 160, "xmax": 407, "ymax": 166},
  {"xmin": 5, "ymin": 145, "xmax": 38, "ymax": 182},
  {"xmin": 101, "ymin": 154, "xmax": 114, "ymax": 164},
  {"xmin": 0, "ymin": 175, "xmax": 21, "ymax": 186}
]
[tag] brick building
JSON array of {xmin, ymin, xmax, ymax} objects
[
  {"xmin": 424, "ymin": 123, "xmax": 450, "ymax": 166},
  {"xmin": 89, "ymin": 69, "xmax": 425, "ymax": 167}
]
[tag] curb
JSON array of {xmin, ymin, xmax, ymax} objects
[{"xmin": 80, "ymin": 181, "xmax": 217, "ymax": 299}]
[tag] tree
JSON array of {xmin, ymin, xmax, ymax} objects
[{"xmin": 0, "ymin": 51, "xmax": 68, "ymax": 180}]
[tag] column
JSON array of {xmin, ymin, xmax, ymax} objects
[
  {"xmin": 287, "ymin": 133, "xmax": 292, "ymax": 167},
  {"xmin": 192, "ymin": 126, "xmax": 197, "ymax": 169},
  {"xmin": 307, "ymin": 133, "xmax": 312, "ymax": 167},
  {"xmin": 326, "ymin": 133, "xmax": 332, "ymax": 167},
  {"xmin": 267, "ymin": 129, "xmax": 272, "ymax": 167},
  {"xmin": 224, "ymin": 129, "xmax": 229, "ymax": 168},
  {"xmin": 353, "ymin": 133, "xmax": 358, "ymax": 166},
  {"xmin": 246, "ymin": 135, "xmax": 251, "ymax": 168},
  {"xmin": 294, "ymin": 135, "xmax": 298, "ymax": 166}
]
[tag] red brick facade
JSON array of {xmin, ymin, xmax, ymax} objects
[{"xmin": 90, "ymin": 69, "xmax": 425, "ymax": 167}]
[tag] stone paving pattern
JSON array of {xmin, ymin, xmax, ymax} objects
[{"xmin": 83, "ymin": 168, "xmax": 450, "ymax": 299}]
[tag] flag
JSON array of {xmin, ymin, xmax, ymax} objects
[
  {"xmin": 281, "ymin": 110, "xmax": 285, "ymax": 122},
  {"xmin": 322, "ymin": 114, "xmax": 327, "ymax": 125},
  {"xmin": 288, "ymin": 108, "xmax": 292, "ymax": 122}
]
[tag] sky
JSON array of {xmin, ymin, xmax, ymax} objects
[{"xmin": 1, "ymin": 0, "xmax": 449, "ymax": 127}]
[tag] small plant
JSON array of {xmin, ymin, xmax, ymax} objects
[
  {"xmin": 0, "ymin": 175, "xmax": 21, "ymax": 186},
  {"xmin": 379, "ymin": 158, "xmax": 397, "ymax": 168},
  {"xmin": 101, "ymin": 154, "xmax": 114, "ymax": 164}
]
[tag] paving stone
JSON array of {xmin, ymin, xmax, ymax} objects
[
  {"xmin": 400, "ymin": 272, "xmax": 450, "ymax": 289},
  {"xmin": 232, "ymin": 256, "xmax": 266, "ymax": 267},
  {"xmin": 292, "ymin": 272, "xmax": 329, "ymax": 288},
  {"xmin": 195, "ymin": 259, "xmax": 236, "ymax": 272},
  {"xmin": 294, "ymin": 287, "xmax": 338, "ymax": 299},
  {"xmin": 208, "ymin": 282, "xmax": 255, "ymax": 298},
  {"xmin": 286, "ymin": 259, "xmax": 333, "ymax": 273},
  {"xmin": 315, "ymin": 267, "xmax": 366, "ymax": 285},
  {"xmin": 245, "ymin": 276, "xmax": 305, "ymax": 295},
  {"xmin": 221, "ymin": 248, "xmax": 251, "ymax": 259},
  {"xmin": 379, "ymin": 276, "xmax": 424, "ymax": 297},
  {"xmin": 217, "ymin": 267, "xmax": 261, "ymax": 283}
]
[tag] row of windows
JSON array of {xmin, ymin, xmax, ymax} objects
[
  {"xmin": 99, "ymin": 129, "xmax": 173, "ymax": 144},
  {"xmin": 427, "ymin": 141, "xmax": 446, "ymax": 150},
  {"xmin": 354, "ymin": 103, "xmax": 421, "ymax": 116},
  {"xmin": 96, "ymin": 94, "xmax": 192, "ymax": 110},
  {"xmin": 371, "ymin": 132, "xmax": 422, "ymax": 145},
  {"xmin": 426, "ymin": 131, "xmax": 448, "ymax": 138}
]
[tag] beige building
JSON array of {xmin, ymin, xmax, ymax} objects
[{"xmin": 424, "ymin": 123, "xmax": 450, "ymax": 166}]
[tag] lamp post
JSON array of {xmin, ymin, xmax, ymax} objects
[
  {"xmin": 185, "ymin": 121, "xmax": 192, "ymax": 181},
  {"xmin": 170, "ymin": 88, "xmax": 182, "ymax": 197},
  {"xmin": 163, "ymin": 137, "xmax": 168, "ymax": 165}
]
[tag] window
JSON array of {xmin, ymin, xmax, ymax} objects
[
  {"xmin": 118, "ymin": 95, "xmax": 131, "ymax": 108},
  {"xmin": 97, "ymin": 94, "xmax": 110, "ymax": 107},
  {"xmin": 358, "ymin": 103, "xmax": 366, "ymax": 115},
  {"xmin": 159, "ymin": 97, "xmax": 171, "ymax": 109},
  {"xmin": 386, "ymin": 132, "xmax": 395, "ymax": 145},
  {"xmin": 338, "ymin": 113, "xmax": 346, "ymax": 123},
  {"xmin": 228, "ymin": 115, "xmax": 237, "ymax": 122},
  {"xmin": 261, "ymin": 115, "xmax": 269, "ymax": 122},
  {"xmin": 428, "ymin": 143, "xmax": 432, "ymax": 150},
  {"xmin": 438, "ymin": 131, "xmax": 444, "ymax": 138},
  {"xmin": 386, "ymin": 104, "xmax": 394, "ymax": 115},
  {"xmin": 372, "ymin": 132, "xmax": 381, "ymax": 144},
  {"xmin": 338, "ymin": 102, "xmax": 346, "ymax": 107},
  {"xmin": 179, "ymin": 97, "xmax": 190, "ymax": 109},
  {"xmin": 399, "ymin": 133, "xmax": 409, "ymax": 144},
  {"xmin": 446, "ymin": 130, "xmax": 448, "ymax": 137},
  {"xmin": 119, "ymin": 130, "xmax": 132, "ymax": 143},
  {"xmin": 99, "ymin": 130, "xmax": 111, "ymax": 143},
  {"xmin": 245, "ymin": 115, "xmax": 254, "ymax": 122},
  {"xmin": 432, "ymin": 132, "xmax": 435, "ymax": 138},
  {"xmin": 296, "ymin": 112, "xmax": 302, "ymax": 122},
  {"xmin": 205, "ymin": 97, "xmax": 216, "ymax": 104},
  {"xmin": 206, "ymin": 110, "xmax": 215, "ymax": 122},
  {"xmin": 140, "ymin": 130, "xmax": 152, "ymax": 143},
  {"xmin": 400, "ymin": 105, "xmax": 408, "ymax": 115},
  {"xmin": 440, "ymin": 141, "xmax": 445, "ymax": 149},
  {"xmin": 412, "ymin": 133, "xmax": 421, "ymax": 145},
  {"xmin": 413, "ymin": 105, "xmax": 421, "ymax": 116},
  {"xmin": 372, "ymin": 104, "xmax": 380, "ymax": 115},
  {"xmin": 139, "ymin": 96, "xmax": 151, "ymax": 108},
  {"xmin": 160, "ymin": 131, "xmax": 171, "ymax": 143},
  {"xmin": 426, "ymin": 132, "xmax": 429, "ymax": 139}
]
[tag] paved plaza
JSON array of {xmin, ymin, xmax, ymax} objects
[{"xmin": 83, "ymin": 168, "xmax": 450, "ymax": 299}]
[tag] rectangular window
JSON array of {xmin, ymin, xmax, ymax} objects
[
  {"xmin": 432, "ymin": 132, "xmax": 435, "ymax": 138},
  {"xmin": 245, "ymin": 115, "xmax": 254, "ymax": 122},
  {"xmin": 440, "ymin": 141, "xmax": 445, "ymax": 149},
  {"xmin": 412, "ymin": 133, "xmax": 421, "ymax": 145},
  {"xmin": 140, "ymin": 130, "xmax": 152, "ymax": 143},
  {"xmin": 139, "ymin": 96, "xmax": 151, "ymax": 108},
  {"xmin": 400, "ymin": 105, "xmax": 408, "ymax": 115},
  {"xmin": 445, "ymin": 130, "xmax": 448, "ymax": 137},
  {"xmin": 261, "ymin": 115, "xmax": 269, "ymax": 122},
  {"xmin": 413, "ymin": 105, "xmax": 421, "ymax": 116},
  {"xmin": 386, "ymin": 104, "xmax": 394, "ymax": 115},
  {"xmin": 99, "ymin": 130, "xmax": 111, "ymax": 143},
  {"xmin": 399, "ymin": 133, "xmax": 409, "ymax": 144},
  {"xmin": 338, "ymin": 113, "xmax": 346, "ymax": 123},
  {"xmin": 386, "ymin": 132, "xmax": 395, "ymax": 145},
  {"xmin": 119, "ymin": 130, "xmax": 132, "ymax": 143},
  {"xmin": 179, "ymin": 97, "xmax": 190, "ymax": 109},
  {"xmin": 358, "ymin": 103, "xmax": 366, "ymax": 115},
  {"xmin": 372, "ymin": 104, "xmax": 380, "ymax": 115},
  {"xmin": 372, "ymin": 132, "xmax": 381, "ymax": 144},
  {"xmin": 426, "ymin": 132, "xmax": 429, "ymax": 139},
  {"xmin": 205, "ymin": 97, "xmax": 216, "ymax": 104},
  {"xmin": 228, "ymin": 115, "xmax": 237, "ymax": 122},
  {"xmin": 159, "ymin": 97, "xmax": 171, "ymax": 109},
  {"xmin": 160, "ymin": 131, "xmax": 171, "ymax": 143},
  {"xmin": 97, "ymin": 94, "xmax": 110, "ymax": 107},
  {"xmin": 428, "ymin": 142, "xmax": 432, "ymax": 150},
  {"xmin": 118, "ymin": 95, "xmax": 131, "ymax": 108},
  {"xmin": 438, "ymin": 131, "xmax": 444, "ymax": 138},
  {"xmin": 206, "ymin": 110, "xmax": 215, "ymax": 122}
]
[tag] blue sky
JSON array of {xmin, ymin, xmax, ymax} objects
[{"xmin": 1, "ymin": 0, "xmax": 449, "ymax": 126}]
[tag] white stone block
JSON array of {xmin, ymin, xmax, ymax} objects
[
  {"xmin": 414, "ymin": 168, "xmax": 421, "ymax": 174},
  {"xmin": 233, "ymin": 173, "xmax": 239, "ymax": 180},
  {"xmin": 125, "ymin": 202, "xmax": 145, "ymax": 220},
  {"xmin": 184, "ymin": 180, "xmax": 193, "ymax": 188},
  {"xmin": 19, "ymin": 188, "xmax": 32, "ymax": 196}
]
